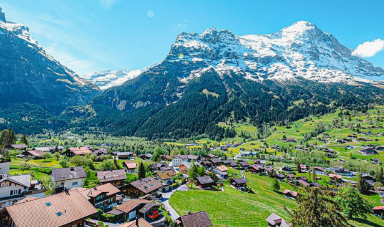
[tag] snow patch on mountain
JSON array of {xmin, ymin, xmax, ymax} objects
[{"xmin": 83, "ymin": 68, "xmax": 149, "ymax": 90}]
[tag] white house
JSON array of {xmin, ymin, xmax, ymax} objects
[
  {"xmin": 51, "ymin": 167, "xmax": 86, "ymax": 191},
  {"xmin": 172, "ymin": 155, "xmax": 199, "ymax": 167}
]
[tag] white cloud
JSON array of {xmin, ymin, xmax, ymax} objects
[{"xmin": 352, "ymin": 39, "xmax": 384, "ymax": 58}]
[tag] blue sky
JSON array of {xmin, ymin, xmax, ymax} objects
[{"xmin": 1, "ymin": 0, "xmax": 384, "ymax": 76}]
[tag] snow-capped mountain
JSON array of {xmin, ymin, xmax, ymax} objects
[
  {"xmin": 65, "ymin": 21, "xmax": 384, "ymax": 139},
  {"xmin": 83, "ymin": 68, "xmax": 148, "ymax": 90},
  {"xmin": 167, "ymin": 21, "xmax": 384, "ymax": 84}
]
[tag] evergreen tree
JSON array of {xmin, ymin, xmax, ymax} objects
[
  {"xmin": 376, "ymin": 167, "xmax": 384, "ymax": 184},
  {"xmin": 271, "ymin": 178, "xmax": 280, "ymax": 192},
  {"xmin": 356, "ymin": 174, "xmax": 370, "ymax": 195},
  {"xmin": 0, "ymin": 128, "xmax": 16, "ymax": 148},
  {"xmin": 138, "ymin": 162, "xmax": 146, "ymax": 179},
  {"xmin": 285, "ymin": 187, "xmax": 349, "ymax": 227},
  {"xmin": 335, "ymin": 186, "xmax": 372, "ymax": 219},
  {"xmin": 19, "ymin": 134, "xmax": 29, "ymax": 146}
]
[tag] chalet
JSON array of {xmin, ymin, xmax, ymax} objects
[
  {"xmin": 140, "ymin": 153, "xmax": 152, "ymax": 160},
  {"xmin": 172, "ymin": 155, "xmax": 199, "ymax": 166},
  {"xmin": 26, "ymin": 150, "xmax": 45, "ymax": 158},
  {"xmin": 0, "ymin": 173, "xmax": 45, "ymax": 209},
  {"xmin": 114, "ymin": 152, "xmax": 134, "ymax": 159},
  {"xmin": 206, "ymin": 154, "xmax": 218, "ymax": 159},
  {"xmin": 51, "ymin": 167, "xmax": 86, "ymax": 192},
  {"xmin": 196, "ymin": 176, "xmax": 215, "ymax": 189},
  {"xmin": 334, "ymin": 167, "xmax": 351, "ymax": 176},
  {"xmin": 281, "ymin": 166, "xmax": 292, "ymax": 173},
  {"xmin": 266, "ymin": 213, "xmax": 291, "ymax": 227},
  {"xmin": 297, "ymin": 180, "xmax": 310, "ymax": 187},
  {"xmin": 200, "ymin": 161, "xmax": 213, "ymax": 170},
  {"xmin": 214, "ymin": 165, "xmax": 229, "ymax": 179},
  {"xmin": 313, "ymin": 167, "xmax": 325, "ymax": 175},
  {"xmin": 329, "ymin": 174, "xmax": 342, "ymax": 182},
  {"xmin": 156, "ymin": 170, "xmax": 175, "ymax": 191},
  {"xmin": 70, "ymin": 183, "xmax": 119, "ymax": 210},
  {"xmin": 296, "ymin": 176, "xmax": 308, "ymax": 182},
  {"xmin": 177, "ymin": 163, "xmax": 190, "ymax": 175},
  {"xmin": 287, "ymin": 174, "xmax": 295, "ymax": 182},
  {"xmin": 34, "ymin": 146, "xmax": 63, "ymax": 153},
  {"xmin": 249, "ymin": 165, "xmax": 265, "ymax": 174},
  {"xmin": 222, "ymin": 160, "xmax": 230, "ymax": 166},
  {"xmin": 124, "ymin": 177, "xmax": 162, "ymax": 197},
  {"xmin": 97, "ymin": 169, "xmax": 127, "ymax": 187},
  {"xmin": 300, "ymin": 164, "xmax": 309, "ymax": 172},
  {"xmin": 276, "ymin": 173, "xmax": 286, "ymax": 181},
  {"xmin": 238, "ymin": 161, "xmax": 250, "ymax": 169},
  {"xmin": 118, "ymin": 218, "xmax": 154, "ymax": 227},
  {"xmin": 335, "ymin": 139, "xmax": 346, "ymax": 144},
  {"xmin": 10, "ymin": 144, "xmax": 27, "ymax": 150},
  {"xmin": 360, "ymin": 148, "xmax": 378, "ymax": 156},
  {"xmin": 371, "ymin": 158, "xmax": 381, "ymax": 165},
  {"xmin": 176, "ymin": 211, "xmax": 212, "ymax": 227},
  {"xmin": 358, "ymin": 137, "xmax": 368, "ymax": 142},
  {"xmin": 372, "ymin": 206, "xmax": 384, "ymax": 218},
  {"xmin": 283, "ymin": 189, "xmax": 297, "ymax": 199},
  {"xmin": 111, "ymin": 199, "xmax": 151, "ymax": 222},
  {"xmin": 150, "ymin": 162, "xmax": 168, "ymax": 172},
  {"xmin": 93, "ymin": 148, "xmax": 108, "ymax": 155},
  {"xmin": 285, "ymin": 138, "xmax": 296, "ymax": 143},
  {"xmin": 4, "ymin": 190, "xmax": 97, "ymax": 227},
  {"xmin": 160, "ymin": 155, "xmax": 172, "ymax": 161},
  {"xmin": 65, "ymin": 147, "xmax": 92, "ymax": 157},
  {"xmin": 231, "ymin": 178, "xmax": 247, "ymax": 190},
  {"xmin": 310, "ymin": 182, "xmax": 321, "ymax": 188},
  {"xmin": 209, "ymin": 158, "xmax": 222, "ymax": 167},
  {"xmin": 229, "ymin": 161, "xmax": 238, "ymax": 167},
  {"xmin": 265, "ymin": 167, "xmax": 275, "ymax": 175},
  {"xmin": 124, "ymin": 161, "xmax": 137, "ymax": 174}
]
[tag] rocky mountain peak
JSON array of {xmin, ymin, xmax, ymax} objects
[{"xmin": 0, "ymin": 7, "xmax": 5, "ymax": 22}]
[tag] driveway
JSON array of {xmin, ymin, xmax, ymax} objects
[{"xmin": 161, "ymin": 185, "xmax": 189, "ymax": 220}]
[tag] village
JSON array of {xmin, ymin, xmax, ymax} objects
[{"xmin": 0, "ymin": 108, "xmax": 384, "ymax": 226}]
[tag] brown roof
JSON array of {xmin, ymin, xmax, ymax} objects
[
  {"xmin": 6, "ymin": 190, "xmax": 97, "ymax": 227},
  {"xmin": 129, "ymin": 177, "xmax": 163, "ymax": 194},
  {"xmin": 177, "ymin": 211, "xmax": 212, "ymax": 227},
  {"xmin": 118, "ymin": 218, "xmax": 153, "ymax": 227},
  {"xmin": 71, "ymin": 183, "xmax": 120, "ymax": 199},
  {"xmin": 283, "ymin": 189, "xmax": 298, "ymax": 198},
  {"xmin": 216, "ymin": 165, "xmax": 228, "ymax": 172},
  {"xmin": 157, "ymin": 170, "xmax": 175, "ymax": 180},
  {"xmin": 27, "ymin": 150, "xmax": 45, "ymax": 157},
  {"xmin": 117, "ymin": 199, "xmax": 151, "ymax": 213},
  {"xmin": 69, "ymin": 147, "xmax": 92, "ymax": 155},
  {"xmin": 124, "ymin": 161, "xmax": 137, "ymax": 169},
  {"xmin": 97, "ymin": 169, "xmax": 127, "ymax": 183},
  {"xmin": 16, "ymin": 197, "xmax": 39, "ymax": 204}
]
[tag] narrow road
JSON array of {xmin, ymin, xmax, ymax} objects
[
  {"xmin": 240, "ymin": 170, "xmax": 245, "ymax": 179},
  {"xmin": 161, "ymin": 185, "xmax": 188, "ymax": 221}
]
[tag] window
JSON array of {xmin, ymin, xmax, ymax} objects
[
  {"xmin": 10, "ymin": 190, "xmax": 13, "ymax": 196},
  {"xmin": 72, "ymin": 181, "xmax": 78, "ymax": 186},
  {"xmin": 18, "ymin": 189, "xmax": 21, "ymax": 194}
]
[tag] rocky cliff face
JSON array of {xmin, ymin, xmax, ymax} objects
[{"xmin": 0, "ymin": 8, "xmax": 99, "ymax": 113}]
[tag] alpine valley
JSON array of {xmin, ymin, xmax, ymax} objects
[{"xmin": 1, "ymin": 7, "xmax": 384, "ymax": 139}]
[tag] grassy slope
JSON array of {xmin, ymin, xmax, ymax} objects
[{"xmin": 170, "ymin": 169, "xmax": 384, "ymax": 227}]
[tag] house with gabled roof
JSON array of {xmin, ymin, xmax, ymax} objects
[
  {"xmin": 70, "ymin": 183, "xmax": 120, "ymax": 211},
  {"xmin": 110, "ymin": 199, "xmax": 151, "ymax": 222},
  {"xmin": 156, "ymin": 170, "xmax": 175, "ymax": 191},
  {"xmin": 10, "ymin": 144, "xmax": 27, "ymax": 150},
  {"xmin": 4, "ymin": 190, "xmax": 97, "ymax": 227},
  {"xmin": 51, "ymin": 167, "xmax": 86, "ymax": 192},
  {"xmin": 283, "ymin": 189, "xmax": 297, "ymax": 199},
  {"xmin": 124, "ymin": 161, "xmax": 137, "ymax": 174},
  {"xmin": 266, "ymin": 213, "xmax": 291, "ymax": 227},
  {"xmin": 176, "ymin": 211, "xmax": 212, "ymax": 227},
  {"xmin": 97, "ymin": 169, "xmax": 127, "ymax": 187},
  {"xmin": 65, "ymin": 147, "xmax": 92, "ymax": 157},
  {"xmin": 196, "ymin": 176, "xmax": 215, "ymax": 189},
  {"xmin": 214, "ymin": 165, "xmax": 229, "ymax": 179},
  {"xmin": 124, "ymin": 177, "xmax": 162, "ymax": 198}
]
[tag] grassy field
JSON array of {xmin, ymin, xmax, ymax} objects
[{"xmin": 170, "ymin": 169, "xmax": 384, "ymax": 227}]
